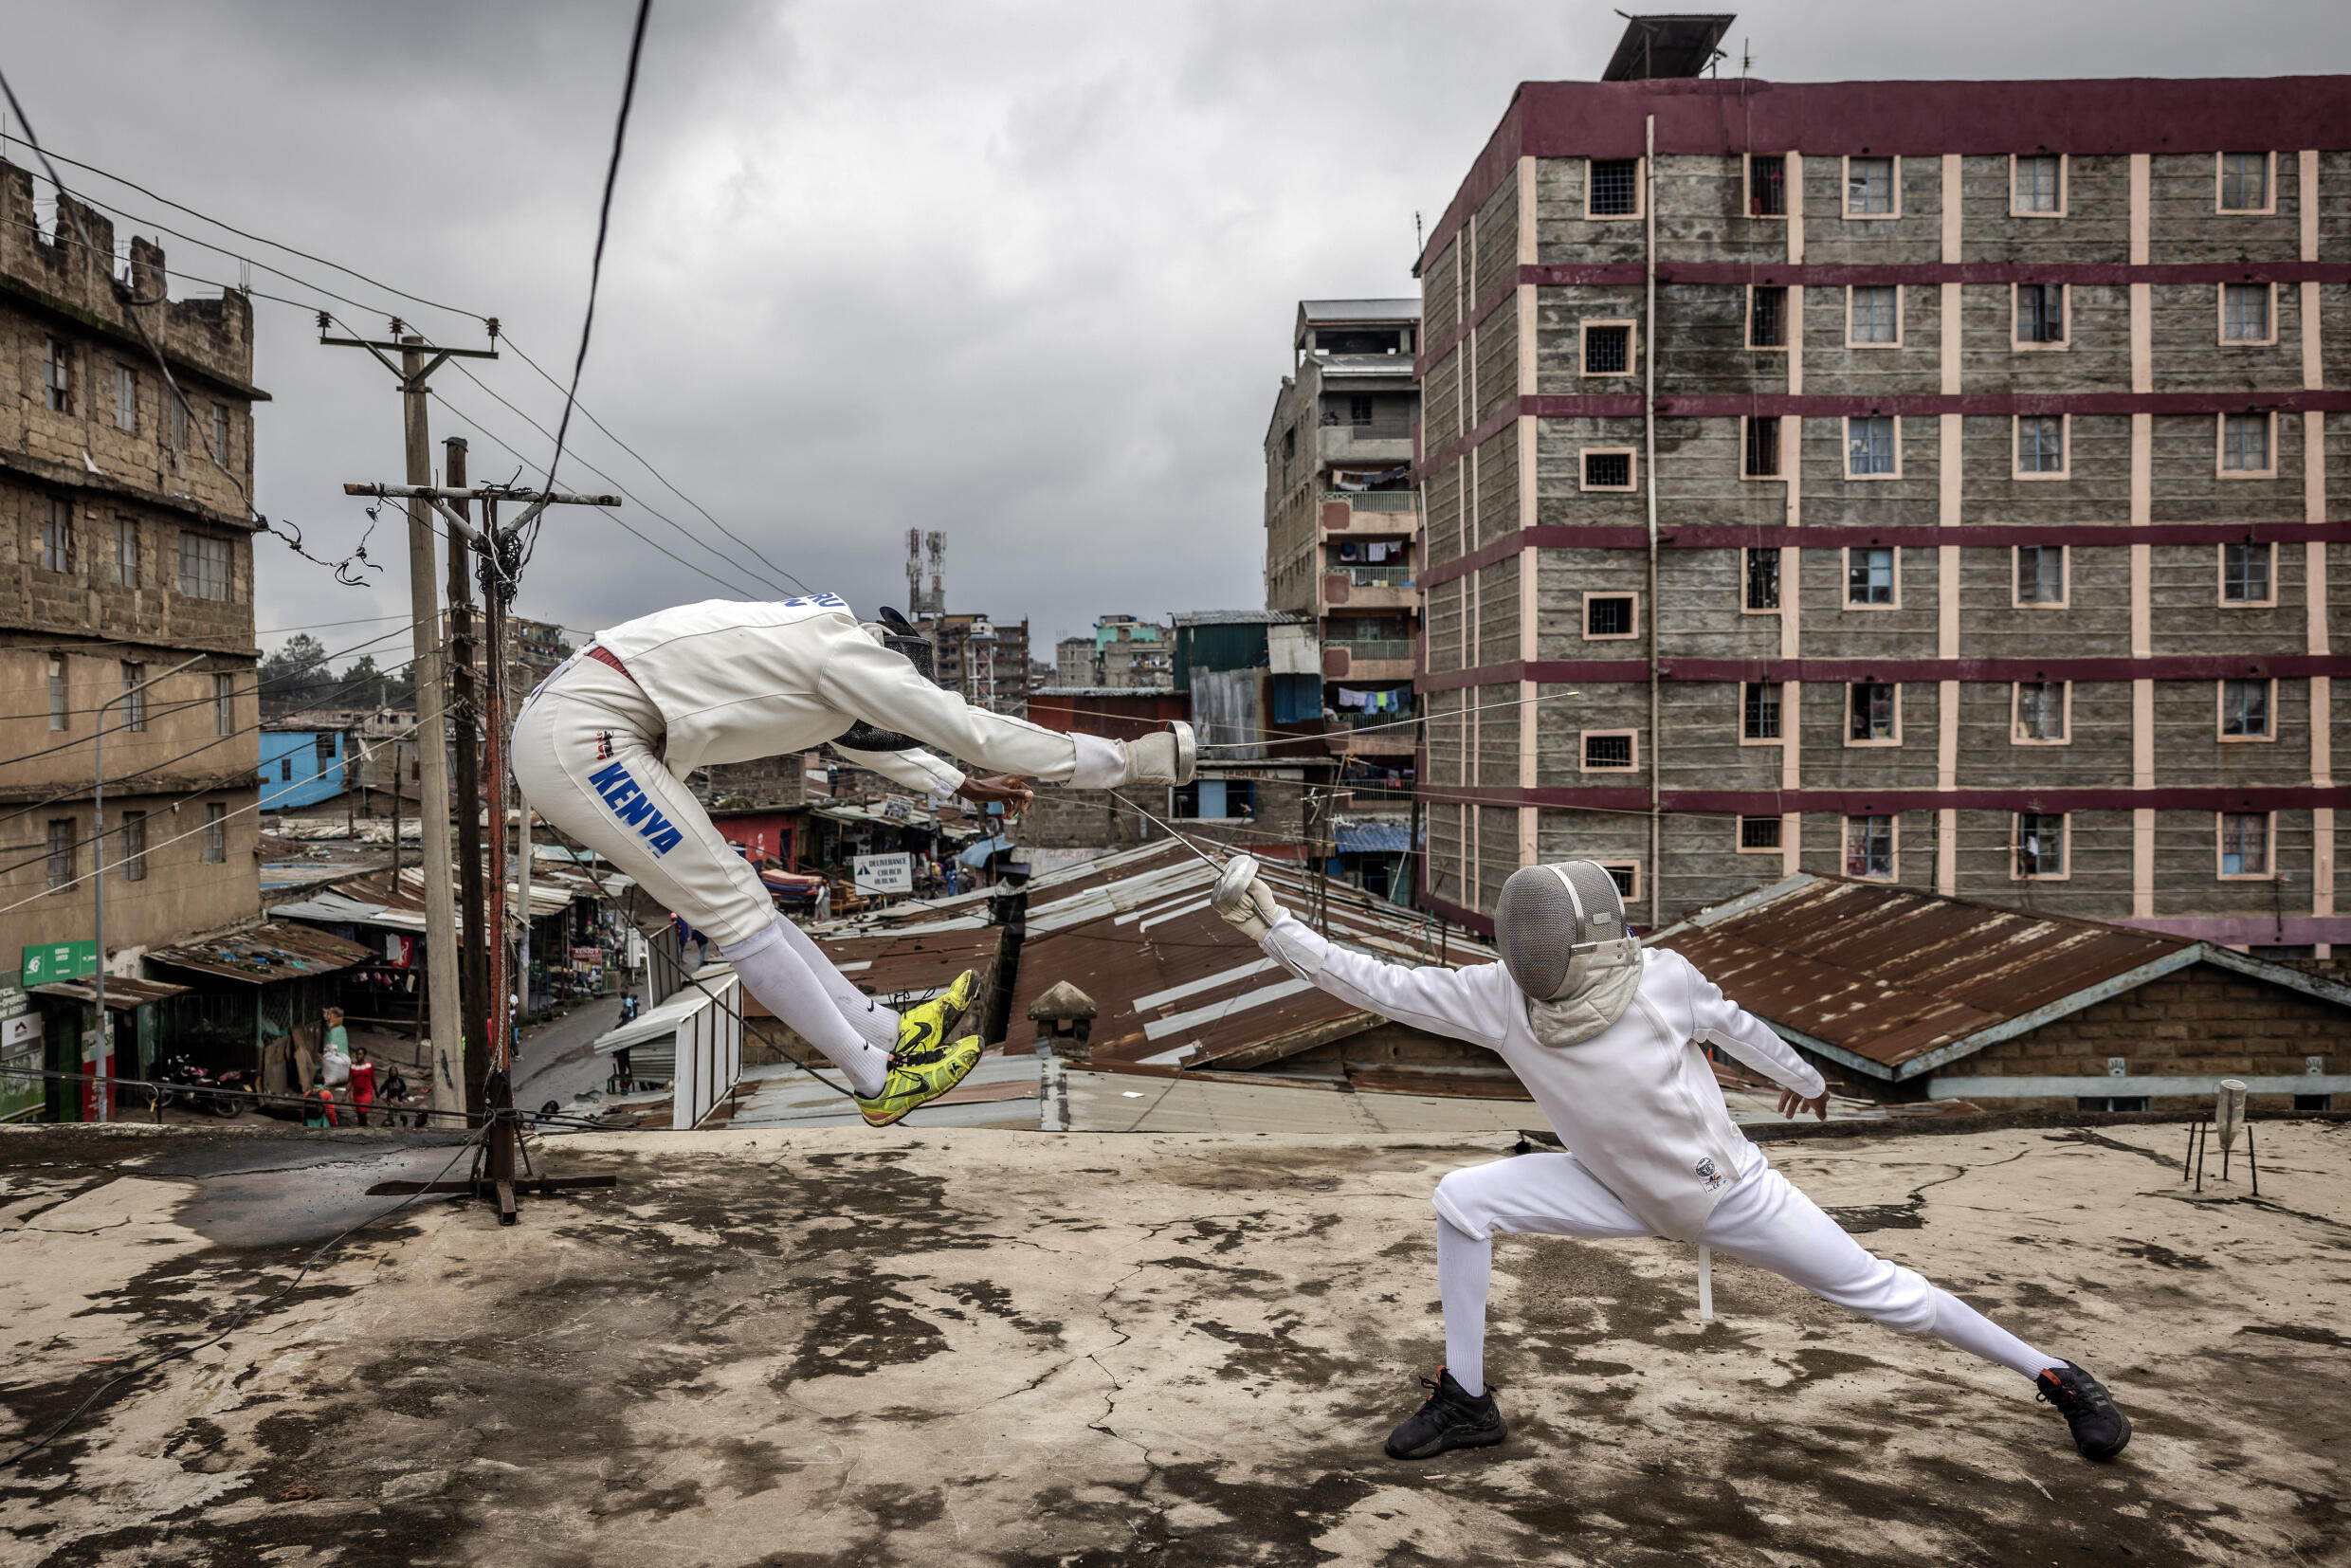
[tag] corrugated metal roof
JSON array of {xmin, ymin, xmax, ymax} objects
[
  {"xmin": 32, "ymin": 976, "xmax": 191, "ymax": 1009},
  {"xmin": 1169, "ymin": 611, "xmax": 1308, "ymax": 628},
  {"xmin": 1335, "ymin": 819, "xmax": 1415, "ymax": 854},
  {"xmin": 594, "ymin": 966, "xmax": 735, "ymax": 1053},
  {"xmin": 1001, "ymin": 841, "xmax": 1494, "ymax": 1071},
  {"xmin": 145, "ymin": 923, "xmax": 376, "ymax": 985},
  {"xmin": 1657, "ymin": 875, "xmax": 2193, "ymax": 1072}
]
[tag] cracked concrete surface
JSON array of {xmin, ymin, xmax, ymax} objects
[{"xmin": 3, "ymin": 1119, "xmax": 2348, "ymax": 1566}]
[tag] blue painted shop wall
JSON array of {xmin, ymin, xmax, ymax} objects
[{"xmin": 260, "ymin": 730, "xmax": 347, "ymax": 811}]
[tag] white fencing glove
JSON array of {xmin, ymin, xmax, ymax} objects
[
  {"xmin": 1211, "ymin": 854, "xmax": 1285, "ymax": 942},
  {"xmin": 1115, "ymin": 721, "xmax": 1197, "ymax": 787}
]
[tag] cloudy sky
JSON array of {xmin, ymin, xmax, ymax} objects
[{"xmin": 9, "ymin": 0, "xmax": 2348, "ymax": 672}]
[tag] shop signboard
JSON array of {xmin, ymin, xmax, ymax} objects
[
  {"xmin": 21, "ymin": 941, "xmax": 98, "ymax": 985},
  {"xmin": 853, "ymin": 852, "xmax": 914, "ymax": 896}
]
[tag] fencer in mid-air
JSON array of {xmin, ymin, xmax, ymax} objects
[
  {"xmin": 1212, "ymin": 857, "xmax": 2131, "ymax": 1464},
  {"xmin": 513, "ymin": 594, "xmax": 1195, "ymax": 1125}
]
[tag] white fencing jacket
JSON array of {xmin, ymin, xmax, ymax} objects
[
  {"xmin": 590, "ymin": 594, "xmax": 1126, "ymax": 796},
  {"xmin": 1262, "ymin": 919, "xmax": 1827, "ymax": 1242}
]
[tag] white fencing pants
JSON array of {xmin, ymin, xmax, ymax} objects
[
  {"xmin": 1431, "ymin": 1147, "xmax": 2057, "ymax": 1385},
  {"xmin": 511, "ymin": 657, "xmax": 893, "ymax": 1093}
]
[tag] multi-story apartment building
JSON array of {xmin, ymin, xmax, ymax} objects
[
  {"xmin": 1053, "ymin": 635, "xmax": 1094, "ymax": 687},
  {"xmin": 0, "ymin": 170, "xmax": 264, "ymax": 975},
  {"xmin": 1414, "ymin": 58, "xmax": 2351, "ymax": 954},
  {"xmin": 1094, "ymin": 614, "xmax": 1170, "ymax": 688},
  {"xmin": 1265, "ymin": 300, "xmax": 1423, "ymax": 770},
  {"xmin": 922, "ymin": 611, "xmax": 1030, "ymax": 717}
]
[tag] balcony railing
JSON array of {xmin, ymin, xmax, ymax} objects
[
  {"xmin": 1338, "ymin": 708, "xmax": 1414, "ymax": 729},
  {"xmin": 1329, "ymin": 566, "xmax": 1412, "ymax": 588},
  {"xmin": 1323, "ymin": 490, "xmax": 1417, "ymax": 512},
  {"xmin": 1328, "ymin": 639, "xmax": 1414, "ymax": 662}
]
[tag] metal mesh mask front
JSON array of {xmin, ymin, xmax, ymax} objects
[{"xmin": 1494, "ymin": 861, "xmax": 1633, "ymax": 1002}]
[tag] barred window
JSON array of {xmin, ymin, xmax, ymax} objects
[
  {"xmin": 204, "ymin": 802, "xmax": 228, "ymax": 864},
  {"xmin": 1598, "ymin": 863, "xmax": 1638, "ymax": 900},
  {"xmin": 1583, "ymin": 732, "xmax": 1635, "ymax": 769},
  {"xmin": 2017, "ymin": 811, "xmax": 2065, "ymax": 878},
  {"xmin": 120, "ymin": 663, "xmax": 147, "ymax": 732},
  {"xmin": 1848, "ymin": 546, "xmax": 1896, "ymax": 607},
  {"xmin": 180, "ymin": 533, "xmax": 232, "ymax": 599},
  {"xmin": 42, "ymin": 497, "xmax": 74, "ymax": 574},
  {"xmin": 1582, "ymin": 450, "xmax": 1634, "ymax": 490},
  {"xmin": 168, "ymin": 391, "xmax": 189, "ymax": 450},
  {"xmin": 1583, "ymin": 323, "xmax": 1631, "ymax": 374},
  {"xmin": 1847, "ymin": 416, "xmax": 1896, "ymax": 476},
  {"xmin": 48, "ymin": 656, "xmax": 67, "ymax": 733},
  {"xmin": 2018, "ymin": 283, "xmax": 2065, "ymax": 344},
  {"xmin": 1742, "ymin": 682, "xmax": 1782, "ymax": 740},
  {"xmin": 2220, "ymin": 812, "xmax": 2268, "ymax": 875},
  {"xmin": 2222, "ymin": 283, "xmax": 2270, "ymax": 342},
  {"xmin": 2222, "ymin": 413, "xmax": 2270, "ymax": 472},
  {"xmin": 214, "ymin": 672, "xmax": 235, "ymax": 736},
  {"xmin": 2016, "ymin": 681, "xmax": 2067, "ymax": 741},
  {"xmin": 1586, "ymin": 595, "xmax": 1634, "ymax": 637},
  {"xmin": 2220, "ymin": 678, "xmax": 2269, "ymax": 738},
  {"xmin": 1846, "ymin": 156, "xmax": 1895, "ymax": 215},
  {"xmin": 2016, "ymin": 545, "xmax": 2065, "ymax": 605},
  {"xmin": 1748, "ymin": 285, "xmax": 1787, "ymax": 348},
  {"xmin": 1589, "ymin": 158, "xmax": 1638, "ymax": 216},
  {"xmin": 2219, "ymin": 152, "xmax": 2269, "ymax": 212},
  {"xmin": 1845, "ymin": 814, "xmax": 1895, "ymax": 879},
  {"xmin": 2223, "ymin": 542, "xmax": 2271, "ymax": 603},
  {"xmin": 1849, "ymin": 681, "xmax": 1897, "ymax": 742},
  {"xmin": 213, "ymin": 403, "xmax": 231, "ymax": 459},
  {"xmin": 1850, "ymin": 285, "xmax": 1898, "ymax": 344},
  {"xmin": 1349, "ymin": 396, "xmax": 1374, "ymax": 427},
  {"xmin": 2018, "ymin": 415, "xmax": 2066, "ymax": 474},
  {"xmin": 1745, "ymin": 547, "xmax": 1780, "ymax": 611},
  {"xmin": 114, "ymin": 518, "xmax": 137, "ymax": 588},
  {"xmin": 2015, "ymin": 154, "xmax": 2063, "ymax": 213},
  {"xmin": 43, "ymin": 337, "xmax": 71, "ymax": 412},
  {"xmin": 1743, "ymin": 416, "xmax": 1780, "ymax": 478},
  {"xmin": 114, "ymin": 364, "xmax": 137, "ymax": 431},
  {"xmin": 120, "ymin": 811, "xmax": 147, "ymax": 883},
  {"xmin": 1739, "ymin": 815, "xmax": 1783, "ymax": 849},
  {"xmin": 46, "ymin": 819, "xmax": 77, "ymax": 890},
  {"xmin": 1748, "ymin": 155, "xmax": 1785, "ymax": 216}
]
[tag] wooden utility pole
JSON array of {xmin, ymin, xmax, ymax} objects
[
  {"xmin": 346, "ymin": 480, "xmax": 619, "ymax": 1224},
  {"xmin": 321, "ymin": 328, "xmax": 498, "ymax": 1121},
  {"xmin": 444, "ymin": 436, "xmax": 490, "ymax": 1124}
]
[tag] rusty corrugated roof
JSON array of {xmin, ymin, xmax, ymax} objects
[
  {"xmin": 145, "ymin": 922, "xmax": 376, "ymax": 985},
  {"xmin": 1659, "ymin": 876, "xmax": 2192, "ymax": 1073}
]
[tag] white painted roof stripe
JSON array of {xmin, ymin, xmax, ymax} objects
[
  {"xmin": 1131, "ymin": 957, "xmax": 1278, "ymax": 1012},
  {"xmin": 1140, "ymin": 977, "xmax": 1316, "ymax": 1041}
]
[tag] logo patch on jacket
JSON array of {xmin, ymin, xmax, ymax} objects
[
  {"xmin": 586, "ymin": 760, "xmax": 684, "ymax": 857},
  {"xmin": 1694, "ymin": 1156, "xmax": 1726, "ymax": 1191}
]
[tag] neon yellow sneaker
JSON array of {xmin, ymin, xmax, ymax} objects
[
  {"xmin": 891, "ymin": 969, "xmax": 980, "ymax": 1059},
  {"xmin": 856, "ymin": 1034, "xmax": 983, "ymax": 1127}
]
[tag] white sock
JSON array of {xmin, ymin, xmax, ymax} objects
[
  {"xmin": 767, "ymin": 913, "xmax": 902, "ymax": 1051},
  {"xmin": 718, "ymin": 921, "xmax": 889, "ymax": 1098},
  {"xmin": 1437, "ymin": 1214, "xmax": 1492, "ymax": 1395},
  {"xmin": 1930, "ymin": 1288, "xmax": 2064, "ymax": 1379}
]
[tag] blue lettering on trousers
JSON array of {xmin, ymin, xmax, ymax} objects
[{"xmin": 586, "ymin": 760, "xmax": 683, "ymax": 858}]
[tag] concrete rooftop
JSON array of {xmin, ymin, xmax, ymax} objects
[{"xmin": 3, "ymin": 1118, "xmax": 2347, "ymax": 1566}]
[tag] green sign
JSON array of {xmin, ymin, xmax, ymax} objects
[{"xmin": 21, "ymin": 941, "xmax": 98, "ymax": 985}]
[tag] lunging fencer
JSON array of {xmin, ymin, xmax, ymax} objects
[
  {"xmin": 1211, "ymin": 857, "xmax": 2132, "ymax": 1464},
  {"xmin": 513, "ymin": 593, "xmax": 1195, "ymax": 1125}
]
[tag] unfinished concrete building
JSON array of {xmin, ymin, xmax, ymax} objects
[
  {"xmin": 1265, "ymin": 300, "xmax": 1422, "ymax": 774},
  {"xmin": 1414, "ymin": 62, "xmax": 2351, "ymax": 954}
]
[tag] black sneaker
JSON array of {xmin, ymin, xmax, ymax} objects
[
  {"xmin": 2034, "ymin": 1361, "xmax": 2131, "ymax": 1461},
  {"xmin": 1384, "ymin": 1369, "xmax": 1506, "ymax": 1460}
]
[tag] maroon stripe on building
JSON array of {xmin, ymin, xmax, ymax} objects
[
  {"xmin": 1415, "ymin": 77, "xmax": 2351, "ymax": 273},
  {"xmin": 1418, "ymin": 784, "xmax": 2351, "ymax": 813},
  {"xmin": 1419, "ymin": 654, "xmax": 2351, "ymax": 689},
  {"xmin": 1418, "ymin": 520, "xmax": 2351, "ymax": 588}
]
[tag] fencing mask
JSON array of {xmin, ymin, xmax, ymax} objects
[
  {"xmin": 1493, "ymin": 861, "xmax": 1644, "ymax": 1047},
  {"xmin": 837, "ymin": 607, "xmax": 939, "ymax": 753}
]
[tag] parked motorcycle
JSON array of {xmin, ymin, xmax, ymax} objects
[{"xmin": 146, "ymin": 1053, "xmax": 248, "ymax": 1118}]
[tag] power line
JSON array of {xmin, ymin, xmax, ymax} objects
[
  {"xmin": 0, "ymin": 72, "xmax": 379, "ymax": 589},
  {"xmin": 534, "ymin": 0, "xmax": 654, "ymax": 571}
]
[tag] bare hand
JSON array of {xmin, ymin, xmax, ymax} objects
[
  {"xmin": 957, "ymin": 774, "xmax": 1033, "ymax": 811},
  {"xmin": 1777, "ymin": 1087, "xmax": 1830, "ymax": 1122}
]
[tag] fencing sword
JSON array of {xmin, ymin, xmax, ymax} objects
[{"xmin": 1107, "ymin": 790, "xmax": 1263, "ymax": 907}]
